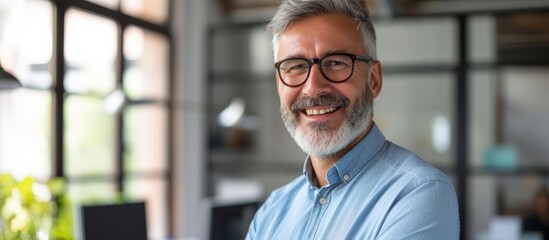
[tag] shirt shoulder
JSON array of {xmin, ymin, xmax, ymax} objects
[
  {"xmin": 379, "ymin": 140, "xmax": 452, "ymax": 184},
  {"xmin": 366, "ymin": 140, "xmax": 457, "ymax": 206},
  {"xmin": 369, "ymin": 141, "xmax": 460, "ymax": 239}
]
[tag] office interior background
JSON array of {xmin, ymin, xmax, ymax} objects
[{"xmin": 0, "ymin": 0, "xmax": 548, "ymax": 239}]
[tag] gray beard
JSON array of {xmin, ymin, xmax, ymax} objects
[{"xmin": 280, "ymin": 85, "xmax": 374, "ymax": 159}]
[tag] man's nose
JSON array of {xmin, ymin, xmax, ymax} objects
[{"xmin": 301, "ymin": 64, "xmax": 331, "ymax": 97}]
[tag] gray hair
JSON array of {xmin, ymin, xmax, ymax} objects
[{"xmin": 267, "ymin": 0, "xmax": 377, "ymax": 60}]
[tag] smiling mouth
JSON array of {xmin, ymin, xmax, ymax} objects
[{"xmin": 304, "ymin": 107, "xmax": 339, "ymax": 116}]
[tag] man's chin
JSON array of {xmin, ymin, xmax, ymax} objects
[
  {"xmin": 294, "ymin": 129, "xmax": 340, "ymax": 156},
  {"xmin": 298, "ymin": 119, "xmax": 338, "ymax": 133},
  {"xmin": 294, "ymin": 120, "xmax": 369, "ymax": 160}
]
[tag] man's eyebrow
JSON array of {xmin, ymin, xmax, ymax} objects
[
  {"xmin": 324, "ymin": 49, "xmax": 353, "ymax": 55},
  {"xmin": 279, "ymin": 49, "xmax": 354, "ymax": 61},
  {"xmin": 280, "ymin": 53, "xmax": 307, "ymax": 60}
]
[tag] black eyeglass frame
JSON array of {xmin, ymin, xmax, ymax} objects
[{"xmin": 274, "ymin": 53, "xmax": 374, "ymax": 87}]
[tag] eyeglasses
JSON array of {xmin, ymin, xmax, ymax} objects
[{"xmin": 274, "ymin": 53, "xmax": 373, "ymax": 87}]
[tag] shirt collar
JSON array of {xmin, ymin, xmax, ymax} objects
[{"xmin": 303, "ymin": 122, "xmax": 386, "ymax": 187}]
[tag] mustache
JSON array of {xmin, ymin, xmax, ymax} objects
[{"xmin": 291, "ymin": 95, "xmax": 349, "ymax": 112}]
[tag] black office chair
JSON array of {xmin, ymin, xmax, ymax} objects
[{"xmin": 80, "ymin": 201, "xmax": 148, "ymax": 240}]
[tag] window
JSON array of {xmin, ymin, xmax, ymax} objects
[{"xmin": 0, "ymin": 0, "xmax": 173, "ymax": 238}]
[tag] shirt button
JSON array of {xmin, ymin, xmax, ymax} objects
[
  {"xmin": 343, "ymin": 175, "xmax": 350, "ymax": 181},
  {"xmin": 319, "ymin": 198, "xmax": 327, "ymax": 205}
]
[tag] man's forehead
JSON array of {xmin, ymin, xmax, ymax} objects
[{"xmin": 277, "ymin": 15, "xmax": 365, "ymax": 59}]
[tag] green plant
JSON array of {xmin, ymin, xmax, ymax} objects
[{"xmin": 0, "ymin": 173, "xmax": 73, "ymax": 240}]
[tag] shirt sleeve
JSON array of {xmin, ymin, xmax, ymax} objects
[
  {"xmin": 245, "ymin": 219, "xmax": 256, "ymax": 240},
  {"xmin": 376, "ymin": 180, "xmax": 460, "ymax": 240},
  {"xmin": 245, "ymin": 205, "xmax": 261, "ymax": 240},
  {"xmin": 245, "ymin": 197, "xmax": 270, "ymax": 240}
]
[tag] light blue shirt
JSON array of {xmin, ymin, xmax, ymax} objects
[{"xmin": 246, "ymin": 123, "xmax": 460, "ymax": 239}]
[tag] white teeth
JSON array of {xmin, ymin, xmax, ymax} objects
[{"xmin": 305, "ymin": 107, "xmax": 337, "ymax": 116}]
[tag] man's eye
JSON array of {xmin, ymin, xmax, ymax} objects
[
  {"xmin": 325, "ymin": 60, "xmax": 344, "ymax": 66},
  {"xmin": 289, "ymin": 64, "xmax": 306, "ymax": 71},
  {"xmin": 324, "ymin": 60, "xmax": 349, "ymax": 70},
  {"xmin": 283, "ymin": 63, "xmax": 308, "ymax": 74}
]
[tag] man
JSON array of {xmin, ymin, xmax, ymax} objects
[{"xmin": 245, "ymin": 0, "xmax": 460, "ymax": 239}]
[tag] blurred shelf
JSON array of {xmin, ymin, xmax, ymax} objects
[
  {"xmin": 209, "ymin": 71, "xmax": 275, "ymax": 84},
  {"xmin": 472, "ymin": 167, "xmax": 549, "ymax": 176},
  {"xmin": 209, "ymin": 158, "xmax": 302, "ymax": 174}
]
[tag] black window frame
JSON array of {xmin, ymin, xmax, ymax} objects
[{"xmin": 47, "ymin": 0, "xmax": 175, "ymax": 237}]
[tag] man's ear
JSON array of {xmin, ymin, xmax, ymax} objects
[{"xmin": 369, "ymin": 61, "xmax": 382, "ymax": 99}]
